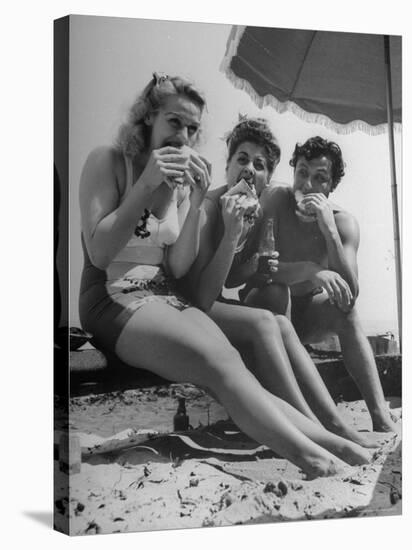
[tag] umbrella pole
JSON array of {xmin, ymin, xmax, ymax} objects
[{"xmin": 384, "ymin": 35, "xmax": 402, "ymax": 353}]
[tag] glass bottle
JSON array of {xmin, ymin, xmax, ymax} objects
[
  {"xmin": 173, "ymin": 397, "xmax": 189, "ymax": 431},
  {"xmin": 258, "ymin": 218, "xmax": 276, "ymax": 274}
]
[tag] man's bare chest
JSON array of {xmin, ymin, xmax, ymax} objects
[{"xmin": 276, "ymin": 213, "xmax": 327, "ymax": 264}]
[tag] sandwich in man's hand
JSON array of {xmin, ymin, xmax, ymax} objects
[{"xmin": 294, "ymin": 190, "xmax": 317, "ymax": 223}]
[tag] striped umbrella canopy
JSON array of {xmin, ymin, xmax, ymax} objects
[{"xmin": 221, "ymin": 26, "xmax": 402, "ymax": 344}]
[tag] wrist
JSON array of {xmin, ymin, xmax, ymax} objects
[
  {"xmin": 135, "ymin": 174, "xmax": 155, "ymax": 196},
  {"xmin": 188, "ymin": 202, "xmax": 203, "ymax": 215},
  {"xmin": 320, "ymin": 218, "xmax": 339, "ymax": 239},
  {"xmin": 306, "ymin": 261, "xmax": 322, "ymax": 281},
  {"xmin": 324, "ymin": 228, "xmax": 340, "ymax": 242},
  {"xmin": 224, "ymin": 226, "xmax": 241, "ymax": 244},
  {"xmin": 223, "ymin": 226, "xmax": 241, "ymax": 247}
]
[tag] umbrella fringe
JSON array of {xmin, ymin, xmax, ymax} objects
[{"xmin": 221, "ymin": 60, "xmax": 401, "ymax": 137}]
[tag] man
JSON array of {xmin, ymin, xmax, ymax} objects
[{"xmin": 243, "ymin": 136, "xmax": 398, "ymax": 433}]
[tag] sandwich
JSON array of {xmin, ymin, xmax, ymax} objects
[
  {"xmin": 294, "ymin": 190, "xmax": 317, "ymax": 222},
  {"xmin": 225, "ymin": 179, "xmax": 260, "ymax": 223},
  {"xmin": 165, "ymin": 146, "xmax": 211, "ymax": 188}
]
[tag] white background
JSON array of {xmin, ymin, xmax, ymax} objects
[{"xmin": 0, "ymin": 1, "xmax": 410, "ymax": 549}]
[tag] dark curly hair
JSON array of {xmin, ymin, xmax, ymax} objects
[
  {"xmin": 289, "ymin": 136, "xmax": 345, "ymax": 191},
  {"xmin": 226, "ymin": 117, "xmax": 281, "ymax": 175}
]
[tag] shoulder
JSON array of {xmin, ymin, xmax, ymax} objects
[
  {"xmin": 81, "ymin": 146, "xmax": 125, "ymax": 183},
  {"xmin": 84, "ymin": 146, "xmax": 122, "ymax": 171},
  {"xmin": 260, "ymin": 182, "xmax": 293, "ymax": 214},
  {"xmin": 334, "ymin": 208, "xmax": 360, "ymax": 243},
  {"xmin": 80, "ymin": 146, "xmax": 126, "ymax": 195}
]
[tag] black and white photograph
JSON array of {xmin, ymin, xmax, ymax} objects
[{"xmin": 52, "ymin": 14, "xmax": 403, "ymax": 536}]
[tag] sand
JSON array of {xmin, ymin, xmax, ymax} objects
[{"xmin": 54, "ymin": 385, "xmax": 402, "ymax": 536}]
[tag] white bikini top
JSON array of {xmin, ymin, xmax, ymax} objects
[{"xmin": 108, "ymin": 156, "xmax": 189, "ymax": 275}]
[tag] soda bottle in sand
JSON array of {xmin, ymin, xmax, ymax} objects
[
  {"xmin": 258, "ymin": 218, "xmax": 276, "ymax": 275},
  {"xmin": 173, "ymin": 397, "xmax": 190, "ymax": 431}
]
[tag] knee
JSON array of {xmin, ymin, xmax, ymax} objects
[
  {"xmin": 265, "ymin": 283, "xmax": 290, "ymax": 314},
  {"xmin": 331, "ymin": 304, "xmax": 361, "ymax": 334},
  {"xmin": 250, "ymin": 308, "xmax": 281, "ymax": 339},
  {"xmin": 274, "ymin": 314, "xmax": 295, "ymax": 337},
  {"xmin": 245, "ymin": 282, "xmax": 289, "ymax": 314},
  {"xmin": 200, "ymin": 343, "xmax": 243, "ymax": 383}
]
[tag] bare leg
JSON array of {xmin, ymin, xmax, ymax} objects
[
  {"xmin": 248, "ymin": 286, "xmax": 397, "ymax": 433},
  {"xmin": 274, "ymin": 315, "xmax": 388, "ymax": 446},
  {"xmin": 209, "ymin": 301, "xmax": 320, "ymax": 424},
  {"xmin": 326, "ymin": 307, "xmax": 398, "ymax": 433},
  {"xmin": 245, "ymin": 282, "xmax": 291, "ymax": 316},
  {"xmin": 215, "ymin": 296, "xmax": 383, "ymax": 447},
  {"xmin": 183, "ymin": 307, "xmax": 371, "ymax": 465},
  {"xmin": 267, "ymin": 391, "xmax": 370, "ymax": 466},
  {"xmin": 114, "ymin": 302, "xmax": 350, "ymax": 478}
]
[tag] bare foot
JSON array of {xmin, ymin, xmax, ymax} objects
[
  {"xmin": 320, "ymin": 433, "xmax": 371, "ymax": 466},
  {"xmin": 372, "ymin": 415, "xmax": 400, "ymax": 434},
  {"xmin": 303, "ymin": 456, "xmax": 349, "ymax": 480},
  {"xmin": 337, "ymin": 442, "xmax": 371, "ymax": 466},
  {"xmin": 328, "ymin": 422, "xmax": 383, "ymax": 449}
]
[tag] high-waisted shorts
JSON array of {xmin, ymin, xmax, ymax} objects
[{"xmin": 79, "ymin": 267, "xmax": 191, "ymax": 353}]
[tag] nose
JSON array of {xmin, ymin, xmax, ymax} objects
[
  {"xmin": 302, "ymin": 178, "xmax": 313, "ymax": 193},
  {"xmin": 242, "ymin": 162, "xmax": 255, "ymax": 180},
  {"xmin": 175, "ymin": 127, "xmax": 189, "ymax": 146}
]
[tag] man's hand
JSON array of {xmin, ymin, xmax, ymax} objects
[
  {"xmin": 311, "ymin": 269, "xmax": 353, "ymax": 310},
  {"xmin": 300, "ymin": 193, "xmax": 337, "ymax": 235}
]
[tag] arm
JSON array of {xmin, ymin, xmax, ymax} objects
[
  {"xmin": 186, "ymin": 196, "xmax": 246, "ymax": 312},
  {"xmin": 269, "ymin": 260, "xmax": 324, "ymax": 286},
  {"xmin": 166, "ymin": 192, "xmax": 203, "ymax": 279},
  {"xmin": 301, "ymin": 193, "xmax": 359, "ymax": 298},
  {"xmin": 325, "ymin": 212, "xmax": 360, "ymax": 298},
  {"xmin": 225, "ymin": 253, "xmax": 260, "ymax": 288},
  {"xmin": 80, "ymin": 145, "xmax": 192, "ymax": 270},
  {"xmin": 79, "ymin": 147, "xmax": 153, "ymax": 269},
  {"xmin": 166, "ymin": 153, "xmax": 211, "ymax": 279}
]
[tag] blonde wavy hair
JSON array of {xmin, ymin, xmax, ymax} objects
[{"xmin": 115, "ymin": 73, "xmax": 206, "ymax": 160}]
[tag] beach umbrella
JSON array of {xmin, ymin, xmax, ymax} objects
[{"xmin": 221, "ymin": 26, "xmax": 402, "ymax": 346}]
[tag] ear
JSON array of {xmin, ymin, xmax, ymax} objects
[{"xmin": 144, "ymin": 113, "xmax": 154, "ymax": 126}]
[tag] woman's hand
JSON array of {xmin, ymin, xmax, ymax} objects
[
  {"xmin": 247, "ymin": 252, "xmax": 279, "ymax": 287},
  {"xmin": 310, "ymin": 269, "xmax": 353, "ymax": 310},
  {"xmin": 300, "ymin": 193, "xmax": 337, "ymax": 235},
  {"xmin": 185, "ymin": 153, "xmax": 212, "ymax": 209},
  {"xmin": 220, "ymin": 194, "xmax": 248, "ymax": 241},
  {"xmin": 267, "ymin": 253, "xmax": 279, "ymax": 276},
  {"xmin": 138, "ymin": 146, "xmax": 189, "ymax": 192}
]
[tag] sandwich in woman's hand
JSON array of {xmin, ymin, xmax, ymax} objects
[
  {"xmin": 225, "ymin": 179, "xmax": 260, "ymax": 223},
  {"xmin": 164, "ymin": 145, "xmax": 192, "ymax": 188}
]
